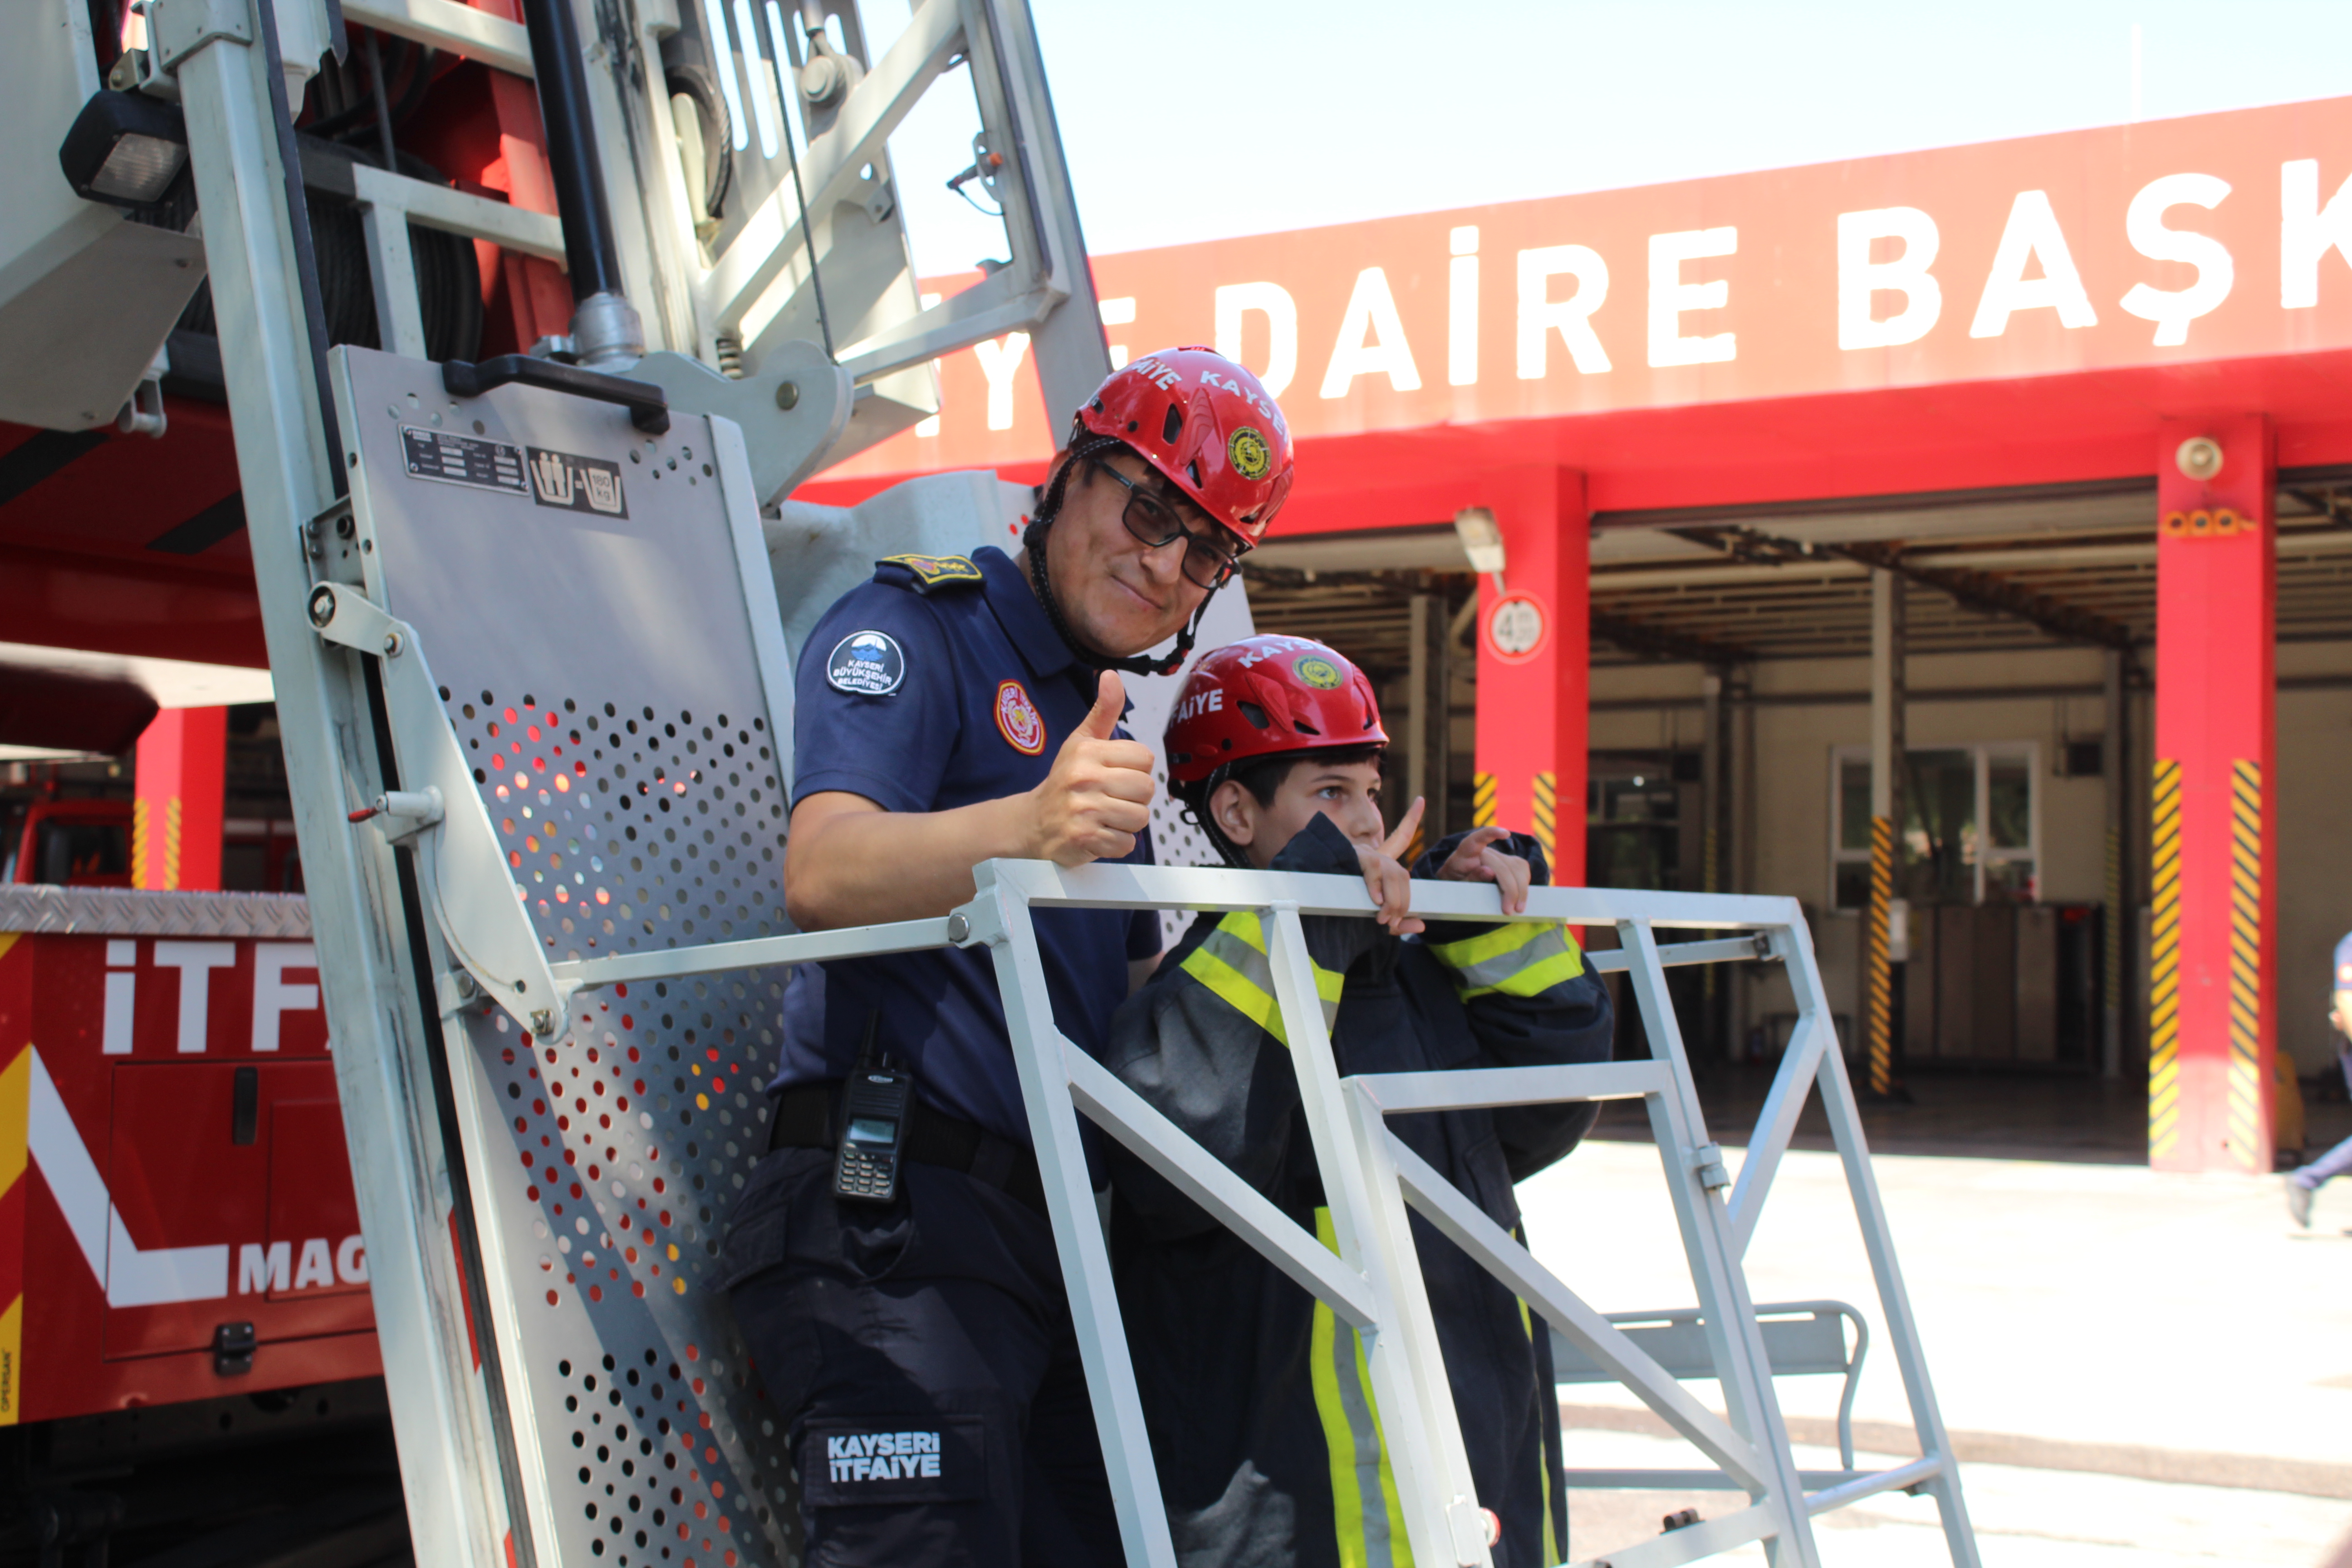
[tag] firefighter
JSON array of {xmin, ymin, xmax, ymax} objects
[
  {"xmin": 718, "ymin": 348, "xmax": 1294, "ymax": 1567},
  {"xmin": 1104, "ymin": 636, "xmax": 1614, "ymax": 1568}
]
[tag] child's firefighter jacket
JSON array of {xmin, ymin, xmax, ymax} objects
[{"xmin": 1103, "ymin": 814, "xmax": 1615, "ymax": 1568}]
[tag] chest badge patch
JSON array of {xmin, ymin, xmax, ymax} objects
[
  {"xmin": 827, "ymin": 630, "xmax": 906, "ymax": 696},
  {"xmin": 995, "ymin": 680, "xmax": 1047, "ymax": 755}
]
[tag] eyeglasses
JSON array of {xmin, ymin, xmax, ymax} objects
[{"xmin": 1087, "ymin": 457, "xmax": 1245, "ymax": 589}]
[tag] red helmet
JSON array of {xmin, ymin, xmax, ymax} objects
[
  {"xmin": 1165, "ymin": 635, "xmax": 1386, "ymax": 788},
  {"xmin": 1076, "ymin": 347, "xmax": 1294, "ymax": 546}
]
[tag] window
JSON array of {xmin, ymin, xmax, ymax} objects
[
  {"xmin": 1586, "ymin": 767, "xmax": 1685, "ymax": 890},
  {"xmin": 1830, "ymin": 743, "xmax": 2038, "ymax": 910}
]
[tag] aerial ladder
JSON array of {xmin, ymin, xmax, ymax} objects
[{"xmin": 41, "ymin": 0, "xmax": 1984, "ymax": 1562}]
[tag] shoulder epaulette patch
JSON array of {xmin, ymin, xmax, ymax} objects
[{"xmin": 875, "ymin": 553, "xmax": 984, "ymax": 595}]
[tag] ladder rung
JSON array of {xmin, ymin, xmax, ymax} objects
[{"xmin": 343, "ymin": 0, "xmax": 534, "ymax": 78}]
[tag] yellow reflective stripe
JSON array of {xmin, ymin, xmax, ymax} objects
[
  {"xmin": 1176, "ymin": 912, "xmax": 1344, "ymax": 1047},
  {"xmin": 1356, "ymin": 1317, "xmax": 1414, "ymax": 1563},
  {"xmin": 1433, "ymin": 920, "xmax": 1585, "ymax": 1000},
  {"xmin": 1181, "ymin": 935, "xmax": 1289, "ymax": 1041},
  {"xmin": 1310, "ymin": 1208, "xmax": 1410, "ymax": 1568},
  {"xmin": 1428, "ymin": 919, "xmax": 1545, "ymax": 969},
  {"xmin": 1517, "ymin": 1292, "xmax": 1559, "ymax": 1565},
  {"xmin": 1462, "ymin": 944, "xmax": 1586, "ymax": 1002}
]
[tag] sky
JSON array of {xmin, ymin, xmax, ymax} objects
[{"xmin": 867, "ymin": 0, "xmax": 2352, "ymax": 277}]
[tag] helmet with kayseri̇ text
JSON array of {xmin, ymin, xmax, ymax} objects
[
  {"xmin": 1074, "ymin": 347, "xmax": 1294, "ymax": 547},
  {"xmin": 1164, "ymin": 635, "xmax": 1386, "ymax": 790}
]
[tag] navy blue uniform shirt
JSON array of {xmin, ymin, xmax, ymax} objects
[{"xmin": 773, "ymin": 545, "xmax": 1161, "ymax": 1147}]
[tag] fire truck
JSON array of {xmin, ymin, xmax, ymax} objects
[
  {"xmin": 0, "ymin": 0, "xmax": 1980, "ymax": 1563},
  {"xmin": 0, "ymin": 0, "xmax": 1107, "ymax": 1558}
]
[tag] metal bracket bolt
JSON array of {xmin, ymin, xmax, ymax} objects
[
  {"xmin": 1689, "ymin": 1142, "xmax": 1731, "ymax": 1191},
  {"xmin": 347, "ymin": 789, "xmax": 442, "ymax": 849},
  {"xmin": 347, "ymin": 788, "xmax": 441, "ymax": 828},
  {"xmin": 946, "ymin": 897, "xmax": 1008, "ymax": 946}
]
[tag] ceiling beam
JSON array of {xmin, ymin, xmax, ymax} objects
[
  {"xmin": 1670, "ymin": 524, "xmax": 2140, "ymax": 652},
  {"xmin": 1838, "ymin": 539, "xmax": 2139, "ymax": 652},
  {"xmin": 1588, "ymin": 608, "xmax": 1754, "ymax": 666}
]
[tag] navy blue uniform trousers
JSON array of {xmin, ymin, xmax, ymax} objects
[{"xmin": 720, "ymin": 1147, "xmax": 1119, "ymax": 1567}]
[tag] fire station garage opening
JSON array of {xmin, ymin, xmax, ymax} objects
[{"xmin": 1242, "ymin": 472, "xmax": 2352, "ymax": 1162}]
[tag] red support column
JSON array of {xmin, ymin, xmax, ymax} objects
[
  {"xmin": 132, "ymin": 708, "xmax": 227, "ymax": 892},
  {"xmin": 2150, "ymin": 416, "xmax": 2275, "ymax": 1174},
  {"xmin": 1471, "ymin": 468, "xmax": 1589, "ymax": 886}
]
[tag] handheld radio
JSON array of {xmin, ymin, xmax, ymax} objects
[{"xmin": 833, "ymin": 1013, "xmax": 911, "ymax": 1204}]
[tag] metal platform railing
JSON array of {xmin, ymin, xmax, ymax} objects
[
  {"xmin": 945, "ymin": 859, "xmax": 1983, "ymax": 1568},
  {"xmin": 467, "ymin": 858, "xmax": 1981, "ymax": 1568}
]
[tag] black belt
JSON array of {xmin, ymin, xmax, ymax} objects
[{"xmin": 767, "ymin": 1082, "xmax": 1046, "ymax": 1216}]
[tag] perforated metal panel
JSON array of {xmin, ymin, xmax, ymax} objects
[
  {"xmin": 334, "ymin": 346, "xmax": 799, "ymax": 1568},
  {"xmin": 472, "ymin": 972, "xmax": 795, "ymax": 1567},
  {"xmin": 328, "ymin": 342, "xmax": 1267, "ymax": 1561},
  {"xmin": 446, "ymin": 695, "xmax": 786, "ymax": 963}
]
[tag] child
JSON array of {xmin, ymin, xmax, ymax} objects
[{"xmin": 1104, "ymin": 635, "xmax": 1614, "ymax": 1568}]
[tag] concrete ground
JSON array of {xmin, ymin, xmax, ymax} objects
[{"xmin": 1512, "ymin": 1080, "xmax": 2352, "ymax": 1566}]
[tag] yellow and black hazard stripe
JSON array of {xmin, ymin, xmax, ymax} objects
[
  {"xmin": 1178, "ymin": 912, "xmax": 1343, "ymax": 1046},
  {"xmin": 1532, "ymin": 771, "xmax": 1557, "ymax": 865},
  {"xmin": 2149, "ymin": 760, "xmax": 2182, "ymax": 1160},
  {"xmin": 130, "ymin": 795, "xmax": 182, "ymax": 890},
  {"xmin": 2227, "ymin": 760, "xmax": 2264, "ymax": 1170},
  {"xmin": 1309, "ymin": 1208, "xmax": 1411, "ymax": 1568},
  {"xmin": 1426, "ymin": 920, "xmax": 1584, "ymax": 1001},
  {"xmin": 1865, "ymin": 813, "xmax": 1895, "ymax": 1096},
  {"xmin": 0, "ymin": 931, "xmax": 27, "ymax": 1426},
  {"xmin": 1472, "ymin": 772, "xmax": 1498, "ymax": 831}
]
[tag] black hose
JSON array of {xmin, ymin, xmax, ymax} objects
[
  {"xmin": 304, "ymin": 34, "xmax": 410, "ymax": 140},
  {"xmin": 387, "ymin": 40, "xmax": 440, "ymax": 132},
  {"xmin": 253, "ymin": 0, "xmax": 348, "ymax": 500},
  {"xmin": 363, "ymin": 31, "xmax": 397, "ymax": 173},
  {"xmin": 520, "ymin": 0, "xmax": 623, "ymax": 300}
]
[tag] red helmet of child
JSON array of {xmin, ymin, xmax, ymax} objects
[
  {"xmin": 1075, "ymin": 347, "xmax": 1294, "ymax": 546},
  {"xmin": 1165, "ymin": 635, "xmax": 1386, "ymax": 788}
]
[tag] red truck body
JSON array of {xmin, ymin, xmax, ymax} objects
[
  {"xmin": 0, "ymin": 891, "xmax": 379, "ymax": 1427},
  {"xmin": 2, "ymin": 800, "xmax": 134, "ymax": 889}
]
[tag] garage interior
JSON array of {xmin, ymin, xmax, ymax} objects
[{"xmin": 1241, "ymin": 470, "xmax": 2352, "ymax": 1140}]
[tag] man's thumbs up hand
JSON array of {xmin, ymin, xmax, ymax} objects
[
  {"xmin": 1077, "ymin": 669, "xmax": 1126, "ymax": 741},
  {"xmin": 1027, "ymin": 671, "xmax": 1158, "ymax": 866}
]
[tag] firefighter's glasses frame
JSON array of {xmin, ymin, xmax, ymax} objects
[{"xmin": 1088, "ymin": 456, "xmax": 1245, "ymax": 589}]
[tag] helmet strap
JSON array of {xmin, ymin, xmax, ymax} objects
[{"xmin": 1024, "ymin": 434, "xmax": 1218, "ymax": 681}]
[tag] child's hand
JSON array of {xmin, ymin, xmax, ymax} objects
[
  {"xmin": 1356, "ymin": 797, "xmax": 1428, "ymax": 935},
  {"xmin": 1432, "ymin": 825, "xmax": 1533, "ymax": 915}
]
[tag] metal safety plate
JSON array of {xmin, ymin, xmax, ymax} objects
[{"xmin": 334, "ymin": 348, "xmax": 802, "ymax": 1568}]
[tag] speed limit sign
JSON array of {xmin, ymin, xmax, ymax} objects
[{"xmin": 1487, "ymin": 593, "xmax": 1548, "ymax": 662}]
